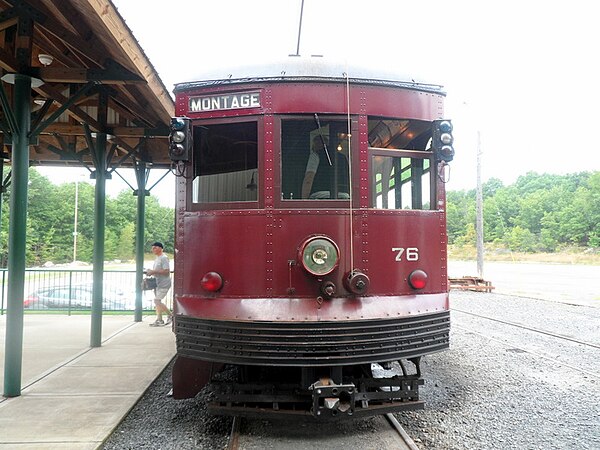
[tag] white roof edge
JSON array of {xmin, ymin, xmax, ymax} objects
[{"xmin": 175, "ymin": 56, "xmax": 444, "ymax": 93}]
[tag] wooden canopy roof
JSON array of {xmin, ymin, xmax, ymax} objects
[{"xmin": 0, "ymin": 0, "xmax": 174, "ymax": 169}]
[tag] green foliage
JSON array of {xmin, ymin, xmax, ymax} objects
[
  {"xmin": 446, "ymin": 190, "xmax": 474, "ymax": 242},
  {"xmin": 505, "ymin": 225, "xmax": 537, "ymax": 252},
  {"xmin": 2, "ymin": 169, "xmax": 597, "ymax": 264},
  {"xmin": 482, "ymin": 177, "xmax": 504, "ymax": 198},
  {"xmin": 117, "ymin": 223, "xmax": 136, "ymax": 260},
  {"xmin": 0, "ymin": 168, "xmax": 174, "ymax": 266},
  {"xmin": 446, "ymin": 171, "xmax": 599, "ymax": 253}
]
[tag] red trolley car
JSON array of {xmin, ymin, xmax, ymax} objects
[{"xmin": 168, "ymin": 58, "xmax": 454, "ymax": 420}]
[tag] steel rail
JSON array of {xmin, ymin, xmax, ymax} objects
[
  {"xmin": 385, "ymin": 413, "xmax": 421, "ymax": 450},
  {"xmin": 452, "ymin": 308, "xmax": 600, "ymax": 349},
  {"xmin": 226, "ymin": 416, "xmax": 241, "ymax": 450},
  {"xmin": 226, "ymin": 413, "xmax": 420, "ymax": 449},
  {"xmin": 477, "ymin": 292, "xmax": 600, "ymax": 316}
]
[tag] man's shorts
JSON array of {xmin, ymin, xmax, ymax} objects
[{"xmin": 154, "ymin": 287, "xmax": 170, "ymax": 301}]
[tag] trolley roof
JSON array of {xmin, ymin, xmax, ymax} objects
[{"xmin": 175, "ymin": 57, "xmax": 446, "ymax": 95}]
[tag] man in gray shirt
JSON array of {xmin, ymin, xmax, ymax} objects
[{"xmin": 146, "ymin": 241, "xmax": 172, "ymax": 327}]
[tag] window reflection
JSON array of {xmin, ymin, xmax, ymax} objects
[
  {"xmin": 192, "ymin": 122, "xmax": 258, "ymax": 203},
  {"xmin": 281, "ymin": 118, "xmax": 350, "ymax": 201}
]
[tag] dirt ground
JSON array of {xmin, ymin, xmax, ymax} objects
[{"xmin": 448, "ymin": 260, "xmax": 600, "ymax": 307}]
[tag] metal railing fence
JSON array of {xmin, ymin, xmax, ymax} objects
[{"xmin": 0, "ymin": 269, "xmax": 173, "ymax": 315}]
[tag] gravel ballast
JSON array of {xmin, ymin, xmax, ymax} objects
[
  {"xmin": 397, "ymin": 291, "xmax": 600, "ymax": 450},
  {"xmin": 102, "ymin": 291, "xmax": 600, "ymax": 449}
]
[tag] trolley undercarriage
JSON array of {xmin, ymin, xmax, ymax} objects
[
  {"xmin": 207, "ymin": 360, "xmax": 425, "ymax": 420},
  {"xmin": 173, "ymin": 312, "xmax": 449, "ymax": 420}
]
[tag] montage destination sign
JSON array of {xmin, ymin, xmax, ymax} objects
[{"xmin": 189, "ymin": 92, "xmax": 261, "ymax": 113}]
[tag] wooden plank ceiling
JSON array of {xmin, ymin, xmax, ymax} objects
[{"xmin": 0, "ymin": 0, "xmax": 174, "ymax": 169}]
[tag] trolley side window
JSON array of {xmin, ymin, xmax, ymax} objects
[
  {"xmin": 281, "ymin": 117, "xmax": 350, "ymax": 201},
  {"xmin": 372, "ymin": 155, "xmax": 431, "ymax": 209},
  {"xmin": 368, "ymin": 118, "xmax": 434, "ymax": 210},
  {"xmin": 192, "ymin": 121, "xmax": 258, "ymax": 203}
]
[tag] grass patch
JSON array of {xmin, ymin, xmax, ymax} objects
[{"xmin": 449, "ymin": 244, "xmax": 600, "ymax": 265}]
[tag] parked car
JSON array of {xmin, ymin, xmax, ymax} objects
[{"xmin": 24, "ymin": 283, "xmax": 138, "ymax": 310}]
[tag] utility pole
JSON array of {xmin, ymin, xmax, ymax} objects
[
  {"xmin": 73, "ymin": 177, "xmax": 79, "ymax": 262},
  {"xmin": 476, "ymin": 130, "xmax": 484, "ymax": 278}
]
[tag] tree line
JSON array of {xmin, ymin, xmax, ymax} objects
[
  {"xmin": 447, "ymin": 171, "xmax": 600, "ymax": 252},
  {"xmin": 0, "ymin": 169, "xmax": 175, "ymax": 266},
  {"xmin": 1, "ymin": 169, "xmax": 597, "ymax": 266}
]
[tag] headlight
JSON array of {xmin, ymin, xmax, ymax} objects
[
  {"xmin": 440, "ymin": 132, "xmax": 453, "ymax": 145},
  {"xmin": 299, "ymin": 236, "xmax": 340, "ymax": 276},
  {"xmin": 171, "ymin": 130, "xmax": 186, "ymax": 143}
]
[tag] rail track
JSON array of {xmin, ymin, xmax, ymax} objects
[
  {"xmin": 226, "ymin": 413, "xmax": 420, "ymax": 450},
  {"xmin": 226, "ymin": 417, "xmax": 241, "ymax": 450},
  {"xmin": 384, "ymin": 413, "xmax": 421, "ymax": 450},
  {"xmin": 452, "ymin": 307, "xmax": 600, "ymax": 350},
  {"xmin": 224, "ymin": 304, "xmax": 600, "ymax": 449},
  {"xmin": 452, "ymin": 308, "xmax": 600, "ymax": 380}
]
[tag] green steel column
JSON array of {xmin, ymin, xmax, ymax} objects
[
  {"xmin": 90, "ymin": 132, "xmax": 107, "ymax": 347},
  {"xmin": 0, "ymin": 158, "xmax": 4, "ymax": 241},
  {"xmin": 134, "ymin": 162, "xmax": 147, "ymax": 322},
  {"xmin": 3, "ymin": 74, "xmax": 31, "ymax": 397}
]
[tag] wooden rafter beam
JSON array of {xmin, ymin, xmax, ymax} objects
[
  {"xmin": 109, "ymin": 91, "xmax": 157, "ymax": 128},
  {"xmin": 0, "ymin": 43, "xmax": 15, "ymax": 71},
  {"xmin": 34, "ymin": 83, "xmax": 101, "ymax": 131},
  {"xmin": 0, "ymin": 16, "xmax": 17, "ymax": 32},
  {"xmin": 35, "ymin": 123, "xmax": 83, "ymax": 135},
  {"xmin": 33, "ymin": 29, "xmax": 86, "ymax": 69},
  {"xmin": 31, "ymin": 60, "xmax": 144, "ymax": 84},
  {"xmin": 37, "ymin": 123, "xmax": 168, "ymax": 138},
  {"xmin": 0, "ymin": 0, "xmax": 173, "ymax": 167},
  {"xmin": 35, "ymin": 13, "xmax": 112, "ymax": 69},
  {"xmin": 110, "ymin": 126, "xmax": 169, "ymax": 138},
  {"xmin": 85, "ymin": 0, "xmax": 174, "ymax": 119}
]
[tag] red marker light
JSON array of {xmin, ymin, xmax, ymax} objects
[
  {"xmin": 201, "ymin": 272, "xmax": 223, "ymax": 292},
  {"xmin": 408, "ymin": 270, "xmax": 428, "ymax": 289}
]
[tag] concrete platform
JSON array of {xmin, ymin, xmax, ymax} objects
[{"xmin": 0, "ymin": 314, "xmax": 175, "ymax": 449}]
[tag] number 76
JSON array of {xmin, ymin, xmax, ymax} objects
[{"xmin": 392, "ymin": 247, "xmax": 419, "ymax": 261}]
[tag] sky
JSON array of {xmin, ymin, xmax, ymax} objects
[{"xmin": 38, "ymin": 0, "xmax": 600, "ymax": 206}]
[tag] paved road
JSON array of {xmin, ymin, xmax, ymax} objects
[
  {"xmin": 448, "ymin": 260, "xmax": 600, "ymax": 307},
  {"xmin": 0, "ymin": 315, "xmax": 175, "ymax": 449}
]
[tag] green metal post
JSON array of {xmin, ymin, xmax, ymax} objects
[
  {"xmin": 134, "ymin": 162, "xmax": 147, "ymax": 322},
  {"xmin": 0, "ymin": 157, "xmax": 4, "ymax": 246},
  {"xmin": 90, "ymin": 132, "xmax": 107, "ymax": 347},
  {"xmin": 3, "ymin": 74, "xmax": 31, "ymax": 397}
]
